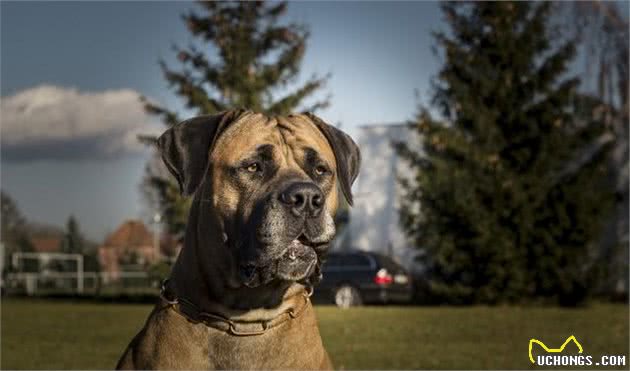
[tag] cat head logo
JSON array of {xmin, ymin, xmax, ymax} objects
[{"xmin": 528, "ymin": 335, "xmax": 584, "ymax": 364}]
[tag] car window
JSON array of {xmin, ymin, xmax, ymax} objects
[
  {"xmin": 323, "ymin": 255, "xmax": 343, "ymax": 269},
  {"xmin": 341, "ymin": 253, "xmax": 372, "ymax": 267}
]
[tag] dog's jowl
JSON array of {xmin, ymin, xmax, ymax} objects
[{"xmin": 116, "ymin": 110, "xmax": 360, "ymax": 370}]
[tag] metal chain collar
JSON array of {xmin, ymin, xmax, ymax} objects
[{"xmin": 160, "ymin": 280, "xmax": 313, "ymax": 336}]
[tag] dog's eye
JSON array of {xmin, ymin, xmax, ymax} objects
[
  {"xmin": 246, "ymin": 163, "xmax": 261, "ymax": 173},
  {"xmin": 314, "ymin": 165, "xmax": 328, "ymax": 176}
]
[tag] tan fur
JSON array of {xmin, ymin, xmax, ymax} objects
[
  {"xmin": 116, "ymin": 295, "xmax": 332, "ymax": 370},
  {"xmin": 210, "ymin": 113, "xmax": 339, "ymax": 220},
  {"xmin": 117, "ymin": 113, "xmax": 338, "ymax": 370}
]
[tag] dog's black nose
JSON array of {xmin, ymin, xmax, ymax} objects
[{"xmin": 279, "ymin": 182, "xmax": 324, "ymax": 218}]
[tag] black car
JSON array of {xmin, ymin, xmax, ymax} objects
[{"xmin": 314, "ymin": 250, "xmax": 413, "ymax": 307}]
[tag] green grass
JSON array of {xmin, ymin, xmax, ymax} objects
[{"xmin": 1, "ymin": 299, "xmax": 628, "ymax": 369}]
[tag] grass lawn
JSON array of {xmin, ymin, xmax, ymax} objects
[{"xmin": 1, "ymin": 298, "xmax": 628, "ymax": 369}]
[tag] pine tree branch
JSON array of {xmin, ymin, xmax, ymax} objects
[
  {"xmin": 137, "ymin": 134, "xmax": 159, "ymax": 147},
  {"xmin": 160, "ymin": 61, "xmax": 226, "ymax": 114},
  {"xmin": 266, "ymin": 75, "xmax": 329, "ymax": 115},
  {"xmin": 140, "ymin": 96, "xmax": 180, "ymax": 127},
  {"xmin": 301, "ymin": 95, "xmax": 331, "ymax": 113}
]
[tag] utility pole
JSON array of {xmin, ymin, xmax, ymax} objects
[{"xmin": 153, "ymin": 213, "xmax": 162, "ymax": 263}]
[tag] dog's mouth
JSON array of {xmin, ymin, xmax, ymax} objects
[
  {"xmin": 282, "ymin": 236, "xmax": 315, "ymax": 260},
  {"xmin": 240, "ymin": 234, "xmax": 322, "ymax": 287},
  {"xmin": 276, "ymin": 235, "xmax": 318, "ymax": 280}
]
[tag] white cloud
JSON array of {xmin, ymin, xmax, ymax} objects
[{"xmin": 1, "ymin": 85, "xmax": 163, "ymax": 161}]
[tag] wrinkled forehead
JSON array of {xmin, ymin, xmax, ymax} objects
[{"xmin": 211, "ymin": 112, "xmax": 336, "ymax": 167}]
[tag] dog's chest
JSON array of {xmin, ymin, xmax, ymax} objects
[
  {"xmin": 141, "ymin": 301, "xmax": 330, "ymax": 369},
  {"xmin": 206, "ymin": 308, "xmax": 328, "ymax": 369}
]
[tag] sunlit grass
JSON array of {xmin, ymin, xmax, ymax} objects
[{"xmin": 1, "ymin": 299, "xmax": 627, "ymax": 369}]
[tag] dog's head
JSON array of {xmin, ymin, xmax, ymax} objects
[{"xmin": 158, "ymin": 110, "xmax": 360, "ymax": 289}]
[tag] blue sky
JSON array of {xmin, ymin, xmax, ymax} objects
[{"xmin": 1, "ymin": 1, "xmax": 443, "ymax": 241}]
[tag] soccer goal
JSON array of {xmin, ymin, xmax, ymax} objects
[{"xmin": 9, "ymin": 252, "xmax": 85, "ymax": 295}]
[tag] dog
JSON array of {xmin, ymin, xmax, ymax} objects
[{"xmin": 116, "ymin": 110, "xmax": 360, "ymax": 370}]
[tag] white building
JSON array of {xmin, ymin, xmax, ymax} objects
[{"xmin": 336, "ymin": 124, "xmax": 424, "ymax": 274}]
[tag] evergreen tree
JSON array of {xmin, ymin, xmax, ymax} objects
[
  {"xmin": 1, "ymin": 191, "xmax": 34, "ymax": 255},
  {"xmin": 140, "ymin": 1, "xmax": 329, "ymax": 237},
  {"xmin": 64, "ymin": 215, "xmax": 85, "ymax": 255},
  {"xmin": 396, "ymin": 2, "xmax": 614, "ymax": 305}
]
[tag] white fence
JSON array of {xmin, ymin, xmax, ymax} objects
[
  {"xmin": 5, "ymin": 271, "xmax": 156, "ymax": 296},
  {"xmin": 5, "ymin": 251, "xmax": 162, "ymax": 296}
]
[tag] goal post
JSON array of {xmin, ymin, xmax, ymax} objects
[{"xmin": 11, "ymin": 252, "xmax": 84, "ymax": 294}]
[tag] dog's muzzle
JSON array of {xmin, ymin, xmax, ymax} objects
[{"xmin": 238, "ymin": 181, "xmax": 332, "ymax": 287}]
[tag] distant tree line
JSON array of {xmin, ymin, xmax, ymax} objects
[{"xmin": 1, "ymin": 191, "xmax": 100, "ymax": 274}]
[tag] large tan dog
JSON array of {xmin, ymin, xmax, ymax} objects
[{"xmin": 116, "ymin": 110, "xmax": 360, "ymax": 370}]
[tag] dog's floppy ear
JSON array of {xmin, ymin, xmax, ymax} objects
[
  {"xmin": 157, "ymin": 110, "xmax": 246, "ymax": 196},
  {"xmin": 303, "ymin": 112, "xmax": 361, "ymax": 206}
]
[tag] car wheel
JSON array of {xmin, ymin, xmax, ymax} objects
[{"xmin": 333, "ymin": 285, "xmax": 362, "ymax": 308}]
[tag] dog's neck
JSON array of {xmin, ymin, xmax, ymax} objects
[
  {"xmin": 168, "ymin": 197, "xmax": 306, "ymax": 319},
  {"xmin": 166, "ymin": 276, "xmax": 309, "ymax": 323}
]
